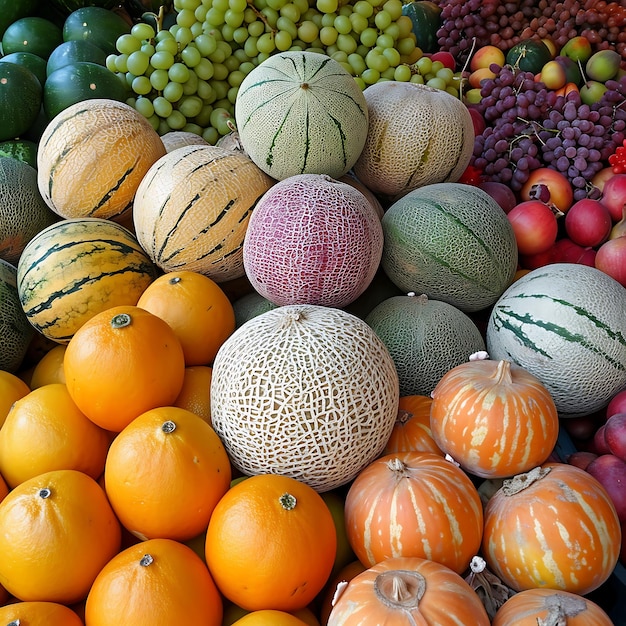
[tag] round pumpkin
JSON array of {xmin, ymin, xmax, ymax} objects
[
  {"xmin": 381, "ymin": 182, "xmax": 518, "ymax": 313},
  {"xmin": 37, "ymin": 98, "xmax": 166, "ymax": 221},
  {"xmin": 352, "ymin": 81, "xmax": 475, "ymax": 201},
  {"xmin": 487, "ymin": 263, "xmax": 626, "ymax": 417},
  {"xmin": 242, "ymin": 173, "xmax": 384, "ymax": 308},
  {"xmin": 482, "ymin": 463, "xmax": 622, "ymax": 595},
  {"xmin": 327, "ymin": 556, "xmax": 491, "ymax": 625},
  {"xmin": 430, "ymin": 356, "xmax": 560, "ymax": 478},
  {"xmin": 210, "ymin": 304, "xmax": 399, "ymax": 492},
  {"xmin": 344, "ymin": 451, "xmax": 484, "ymax": 574},
  {"xmin": 365, "ymin": 292, "xmax": 486, "ymax": 396},
  {"xmin": 133, "ymin": 143, "xmax": 275, "ymax": 282},
  {"xmin": 234, "ymin": 50, "xmax": 369, "ymax": 181}
]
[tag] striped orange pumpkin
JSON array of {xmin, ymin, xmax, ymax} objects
[
  {"xmin": 344, "ymin": 451, "xmax": 483, "ymax": 574},
  {"xmin": 482, "ymin": 463, "xmax": 622, "ymax": 595},
  {"xmin": 430, "ymin": 357, "xmax": 559, "ymax": 478}
]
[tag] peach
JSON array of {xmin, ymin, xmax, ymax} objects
[
  {"xmin": 539, "ymin": 59, "xmax": 566, "ymax": 90},
  {"xmin": 469, "ymin": 45, "xmax": 505, "ymax": 72}
]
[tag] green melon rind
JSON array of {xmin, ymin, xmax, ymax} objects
[
  {"xmin": 381, "ymin": 182, "xmax": 518, "ymax": 313},
  {"xmin": 486, "ymin": 263, "xmax": 626, "ymax": 418}
]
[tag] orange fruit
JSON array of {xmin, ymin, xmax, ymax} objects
[
  {"xmin": 223, "ymin": 604, "xmax": 320, "ymax": 626},
  {"xmin": 318, "ymin": 559, "xmax": 367, "ymax": 625},
  {"xmin": 205, "ymin": 474, "xmax": 337, "ymax": 612},
  {"xmin": 0, "ymin": 469, "xmax": 121, "ymax": 604},
  {"xmin": 0, "ymin": 383, "xmax": 111, "ymax": 488},
  {"xmin": 104, "ymin": 405, "xmax": 232, "ymax": 541},
  {"xmin": 0, "ymin": 601, "xmax": 84, "ymax": 625},
  {"xmin": 231, "ymin": 610, "xmax": 310, "ymax": 626},
  {"xmin": 0, "ymin": 473, "xmax": 8, "ymax": 502},
  {"xmin": 84, "ymin": 537, "xmax": 223, "ymax": 626},
  {"xmin": 137, "ymin": 270, "xmax": 236, "ymax": 366},
  {"xmin": 173, "ymin": 364, "xmax": 213, "ymax": 424},
  {"xmin": 0, "ymin": 369, "xmax": 30, "ymax": 427},
  {"xmin": 63, "ymin": 305, "xmax": 186, "ymax": 431},
  {"xmin": 28, "ymin": 344, "xmax": 67, "ymax": 389}
]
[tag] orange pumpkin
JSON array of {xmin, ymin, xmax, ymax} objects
[
  {"xmin": 0, "ymin": 601, "xmax": 84, "ymax": 625},
  {"xmin": 382, "ymin": 394, "xmax": 444, "ymax": 457},
  {"xmin": 85, "ymin": 537, "xmax": 223, "ymax": 625},
  {"xmin": 344, "ymin": 451, "xmax": 483, "ymax": 574},
  {"xmin": 327, "ymin": 556, "xmax": 491, "ymax": 625},
  {"xmin": 430, "ymin": 357, "xmax": 559, "ymax": 478},
  {"xmin": 482, "ymin": 463, "xmax": 622, "ymax": 595},
  {"xmin": 491, "ymin": 588, "xmax": 615, "ymax": 625}
]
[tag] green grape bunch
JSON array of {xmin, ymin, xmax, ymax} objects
[{"xmin": 109, "ymin": 0, "xmax": 464, "ymax": 142}]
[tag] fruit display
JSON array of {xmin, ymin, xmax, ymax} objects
[{"xmin": 2, "ymin": 0, "xmax": 626, "ymax": 625}]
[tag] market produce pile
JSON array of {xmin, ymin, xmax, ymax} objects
[{"xmin": 1, "ymin": 0, "xmax": 626, "ymax": 624}]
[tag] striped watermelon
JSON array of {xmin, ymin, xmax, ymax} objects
[
  {"xmin": 486, "ymin": 263, "xmax": 626, "ymax": 417},
  {"xmin": 17, "ymin": 218, "xmax": 158, "ymax": 343},
  {"xmin": 234, "ymin": 50, "xmax": 369, "ymax": 181}
]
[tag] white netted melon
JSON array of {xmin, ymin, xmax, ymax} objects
[
  {"xmin": 487, "ymin": 263, "xmax": 626, "ymax": 418},
  {"xmin": 242, "ymin": 173, "xmax": 384, "ymax": 308},
  {"xmin": 160, "ymin": 130, "xmax": 209, "ymax": 153},
  {"xmin": 353, "ymin": 81, "xmax": 475, "ymax": 201},
  {"xmin": 365, "ymin": 292, "xmax": 486, "ymax": 396},
  {"xmin": 133, "ymin": 143, "xmax": 275, "ymax": 282},
  {"xmin": 210, "ymin": 304, "xmax": 400, "ymax": 492},
  {"xmin": 234, "ymin": 50, "xmax": 368, "ymax": 181},
  {"xmin": 381, "ymin": 182, "xmax": 518, "ymax": 313}
]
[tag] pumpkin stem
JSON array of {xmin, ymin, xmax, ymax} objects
[
  {"xmin": 395, "ymin": 409, "xmax": 412, "ymax": 427},
  {"xmin": 537, "ymin": 593, "xmax": 586, "ymax": 626},
  {"xmin": 110, "ymin": 312, "xmax": 132, "ymax": 329},
  {"xmin": 374, "ymin": 570, "xmax": 426, "ymax": 611},
  {"xmin": 502, "ymin": 466, "xmax": 551, "ymax": 496},
  {"xmin": 492, "ymin": 360, "xmax": 513, "ymax": 384},
  {"xmin": 385, "ymin": 457, "xmax": 410, "ymax": 480},
  {"xmin": 279, "ymin": 492, "xmax": 297, "ymax": 510},
  {"xmin": 465, "ymin": 555, "xmax": 515, "ymax": 619}
]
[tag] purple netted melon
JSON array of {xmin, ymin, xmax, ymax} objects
[{"xmin": 242, "ymin": 173, "xmax": 384, "ymax": 308}]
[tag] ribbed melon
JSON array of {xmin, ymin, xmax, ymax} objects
[
  {"xmin": 234, "ymin": 50, "xmax": 369, "ymax": 181},
  {"xmin": 0, "ymin": 157, "xmax": 58, "ymax": 266},
  {"xmin": 486, "ymin": 263, "xmax": 626, "ymax": 418},
  {"xmin": 365, "ymin": 293, "xmax": 486, "ymax": 396},
  {"xmin": 381, "ymin": 182, "xmax": 518, "ymax": 313},
  {"xmin": 0, "ymin": 259, "xmax": 34, "ymax": 373},
  {"xmin": 133, "ymin": 143, "xmax": 275, "ymax": 283},
  {"xmin": 353, "ymin": 81, "xmax": 475, "ymax": 201},
  {"xmin": 17, "ymin": 218, "xmax": 159, "ymax": 343},
  {"xmin": 37, "ymin": 99, "xmax": 166, "ymax": 222},
  {"xmin": 242, "ymin": 173, "xmax": 384, "ymax": 308}
]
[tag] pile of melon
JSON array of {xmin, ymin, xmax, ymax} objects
[{"xmin": 1, "ymin": 31, "xmax": 626, "ymax": 626}]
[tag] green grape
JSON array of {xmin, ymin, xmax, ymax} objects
[
  {"xmin": 365, "ymin": 48, "xmax": 389, "ymax": 73},
  {"xmin": 353, "ymin": 0, "xmax": 373, "ymax": 17},
  {"xmin": 276, "ymin": 16, "xmax": 297, "ymax": 38},
  {"xmin": 156, "ymin": 29, "xmax": 175, "ymax": 43},
  {"xmin": 144, "ymin": 114, "xmax": 159, "ymax": 131},
  {"xmin": 297, "ymin": 20, "xmax": 318, "ymax": 43},
  {"xmin": 175, "ymin": 26, "xmax": 194, "ymax": 46},
  {"xmin": 349, "ymin": 12, "xmax": 368, "ymax": 34},
  {"xmin": 360, "ymin": 27, "xmax": 377, "ymax": 47},
  {"xmin": 426, "ymin": 76, "xmax": 447, "ymax": 91},
  {"xmin": 316, "ymin": 0, "xmax": 338, "ymax": 13},
  {"xmin": 197, "ymin": 79, "xmax": 215, "ymax": 102},
  {"xmin": 177, "ymin": 8, "xmax": 198, "ymax": 28},
  {"xmin": 181, "ymin": 44, "xmax": 202, "ymax": 68},
  {"xmin": 163, "ymin": 81, "xmax": 184, "ymax": 102},
  {"xmin": 167, "ymin": 110, "xmax": 187, "ymax": 130},
  {"xmin": 396, "ymin": 36, "xmax": 416, "ymax": 57},
  {"xmin": 331, "ymin": 50, "xmax": 348, "ymax": 63},
  {"xmin": 266, "ymin": 0, "xmax": 287, "ymax": 9},
  {"xmin": 436, "ymin": 67, "xmax": 454, "ymax": 84},
  {"xmin": 333, "ymin": 14, "xmax": 352, "ymax": 35},
  {"xmin": 183, "ymin": 70, "xmax": 199, "ymax": 94},
  {"xmin": 194, "ymin": 103, "xmax": 214, "ymax": 127},
  {"xmin": 233, "ymin": 26, "xmax": 249, "ymax": 44},
  {"xmin": 150, "ymin": 68, "xmax": 169, "ymax": 90},
  {"xmin": 354, "ymin": 76, "xmax": 366, "ymax": 90},
  {"xmin": 227, "ymin": 85, "xmax": 239, "ymax": 104},
  {"xmin": 257, "ymin": 51, "xmax": 270, "ymax": 64},
  {"xmin": 336, "ymin": 33, "xmax": 357, "ymax": 54},
  {"xmin": 141, "ymin": 42, "xmax": 156, "ymax": 56},
  {"xmin": 221, "ymin": 24, "xmax": 236, "ymax": 41},
  {"xmin": 222, "ymin": 52, "xmax": 240, "ymax": 71},
  {"xmin": 374, "ymin": 10, "xmax": 392, "ymax": 30},
  {"xmin": 320, "ymin": 11, "xmax": 336, "ymax": 27},
  {"xmin": 212, "ymin": 63, "xmax": 229, "ymax": 81},
  {"xmin": 445, "ymin": 85, "xmax": 458, "ymax": 97},
  {"xmin": 393, "ymin": 63, "xmax": 412, "ymax": 82},
  {"xmin": 114, "ymin": 54, "xmax": 129, "ymax": 73},
  {"xmin": 117, "ymin": 34, "xmax": 142, "ymax": 55},
  {"xmin": 260, "ymin": 7, "xmax": 279, "ymax": 27},
  {"xmin": 169, "ymin": 62, "xmax": 191, "ymax": 83},
  {"xmin": 280, "ymin": 3, "xmax": 301, "ymax": 22},
  {"xmin": 206, "ymin": 7, "xmax": 226, "ymax": 25},
  {"xmin": 319, "ymin": 26, "xmax": 338, "ymax": 46},
  {"xmin": 124, "ymin": 72, "xmax": 136, "ymax": 90},
  {"xmin": 347, "ymin": 52, "xmax": 366, "ymax": 75},
  {"xmin": 178, "ymin": 95, "xmax": 203, "ymax": 118},
  {"xmin": 195, "ymin": 5, "xmax": 209, "ymax": 21},
  {"xmin": 367, "ymin": 0, "xmax": 384, "ymax": 6},
  {"xmin": 194, "ymin": 33, "xmax": 218, "ymax": 56},
  {"xmin": 210, "ymin": 106, "xmax": 236, "ymax": 136},
  {"xmin": 324, "ymin": 43, "xmax": 338, "ymax": 56},
  {"xmin": 229, "ymin": 0, "xmax": 248, "ymax": 11},
  {"xmin": 131, "ymin": 23, "xmax": 156, "ymax": 42},
  {"xmin": 361, "ymin": 68, "xmax": 380, "ymax": 84},
  {"xmin": 244, "ymin": 7, "xmax": 258, "ymax": 23},
  {"xmin": 156, "ymin": 36, "xmax": 179, "ymax": 55},
  {"xmin": 125, "ymin": 96, "xmax": 136, "ymax": 109},
  {"xmin": 396, "ymin": 15, "xmax": 414, "ymax": 38},
  {"xmin": 293, "ymin": 0, "xmax": 309, "ymax": 16},
  {"xmin": 134, "ymin": 96, "xmax": 155, "ymax": 118},
  {"xmin": 191, "ymin": 22, "xmax": 203, "ymax": 37},
  {"xmin": 376, "ymin": 32, "xmax": 394, "ymax": 50},
  {"xmin": 382, "ymin": 22, "xmax": 399, "ymax": 41},
  {"xmin": 233, "ymin": 48, "xmax": 251, "ymax": 62},
  {"xmin": 382, "ymin": 46, "xmax": 400, "ymax": 67},
  {"xmin": 225, "ymin": 8, "xmax": 245, "ymax": 27},
  {"xmin": 208, "ymin": 46, "xmax": 227, "ymax": 64},
  {"xmin": 157, "ymin": 118, "xmax": 170, "ymax": 134},
  {"xmin": 380, "ymin": 66, "xmax": 395, "ymax": 79},
  {"xmin": 355, "ymin": 43, "xmax": 369, "ymax": 57},
  {"xmin": 274, "ymin": 30, "xmax": 293, "ymax": 51},
  {"xmin": 106, "ymin": 54, "xmax": 117, "ymax": 73},
  {"xmin": 202, "ymin": 126, "xmax": 219, "ymax": 145},
  {"xmin": 431, "ymin": 60, "xmax": 444, "ymax": 74},
  {"xmin": 382, "ymin": 0, "xmax": 403, "ymax": 20},
  {"xmin": 257, "ymin": 32, "xmax": 276, "ymax": 54},
  {"xmin": 415, "ymin": 56, "xmax": 432, "ymax": 75},
  {"xmin": 243, "ymin": 36, "xmax": 259, "ymax": 57},
  {"xmin": 227, "ymin": 69, "xmax": 246, "ymax": 87},
  {"xmin": 127, "ymin": 50, "xmax": 150, "ymax": 75},
  {"xmin": 131, "ymin": 75, "xmax": 153, "ymax": 95},
  {"xmin": 247, "ymin": 20, "xmax": 264, "ymax": 37},
  {"xmin": 240, "ymin": 60, "xmax": 255, "ymax": 74},
  {"xmin": 410, "ymin": 73, "xmax": 424, "ymax": 84},
  {"xmin": 213, "ymin": 0, "xmax": 230, "ymax": 10},
  {"xmin": 177, "ymin": 0, "xmax": 202, "ymax": 10},
  {"xmin": 183, "ymin": 123, "xmax": 203, "ymax": 135},
  {"xmin": 211, "ymin": 80, "xmax": 229, "ymax": 100},
  {"xmin": 194, "ymin": 57, "xmax": 214, "ymax": 80},
  {"xmin": 154, "ymin": 95, "xmax": 174, "ymax": 117}
]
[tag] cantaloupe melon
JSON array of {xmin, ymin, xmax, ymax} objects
[
  {"xmin": 242, "ymin": 174, "xmax": 384, "ymax": 308},
  {"xmin": 365, "ymin": 293, "xmax": 486, "ymax": 396},
  {"xmin": 234, "ymin": 50, "xmax": 369, "ymax": 181},
  {"xmin": 486, "ymin": 263, "xmax": 626, "ymax": 417},
  {"xmin": 133, "ymin": 143, "xmax": 275, "ymax": 283},
  {"xmin": 353, "ymin": 81, "xmax": 475, "ymax": 201},
  {"xmin": 210, "ymin": 304, "xmax": 399, "ymax": 492},
  {"xmin": 381, "ymin": 182, "xmax": 518, "ymax": 313}
]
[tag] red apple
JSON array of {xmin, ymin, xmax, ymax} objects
[
  {"xmin": 429, "ymin": 50, "xmax": 456, "ymax": 70},
  {"xmin": 592, "ymin": 424, "xmax": 611, "ymax": 455},
  {"xmin": 520, "ymin": 167, "xmax": 574, "ymax": 214},
  {"xmin": 600, "ymin": 173, "xmax": 626, "ymax": 222},
  {"xmin": 607, "ymin": 388, "xmax": 626, "ymax": 419},
  {"xmin": 507, "ymin": 200, "xmax": 559, "ymax": 255},
  {"xmin": 604, "ymin": 413, "xmax": 626, "ymax": 462},
  {"xmin": 586, "ymin": 453, "xmax": 626, "ymax": 522},
  {"xmin": 566, "ymin": 450, "xmax": 598, "ymax": 471},
  {"xmin": 564, "ymin": 198, "xmax": 612, "ymax": 247},
  {"xmin": 478, "ymin": 180, "xmax": 516, "ymax": 213},
  {"xmin": 467, "ymin": 106, "xmax": 486, "ymax": 136},
  {"xmin": 595, "ymin": 236, "xmax": 626, "ymax": 286}
]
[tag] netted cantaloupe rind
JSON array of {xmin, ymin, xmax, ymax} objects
[{"xmin": 210, "ymin": 304, "xmax": 400, "ymax": 492}]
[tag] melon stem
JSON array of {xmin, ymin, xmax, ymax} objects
[{"xmin": 373, "ymin": 570, "xmax": 428, "ymax": 622}]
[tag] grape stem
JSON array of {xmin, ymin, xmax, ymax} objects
[{"xmin": 458, "ymin": 37, "xmax": 478, "ymax": 102}]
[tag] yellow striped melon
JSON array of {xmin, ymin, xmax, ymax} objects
[
  {"xmin": 234, "ymin": 50, "xmax": 369, "ymax": 181},
  {"xmin": 0, "ymin": 259, "xmax": 34, "ymax": 373},
  {"xmin": 381, "ymin": 182, "xmax": 518, "ymax": 313},
  {"xmin": 37, "ymin": 99, "xmax": 166, "ymax": 222},
  {"xmin": 17, "ymin": 218, "xmax": 158, "ymax": 343},
  {"xmin": 486, "ymin": 263, "xmax": 626, "ymax": 418},
  {"xmin": 133, "ymin": 143, "xmax": 275, "ymax": 283},
  {"xmin": 353, "ymin": 81, "xmax": 475, "ymax": 201}
]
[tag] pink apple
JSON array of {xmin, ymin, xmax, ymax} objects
[
  {"xmin": 600, "ymin": 173, "xmax": 626, "ymax": 222},
  {"xmin": 604, "ymin": 413, "xmax": 626, "ymax": 462},
  {"xmin": 595, "ymin": 236, "xmax": 626, "ymax": 286},
  {"xmin": 564, "ymin": 198, "xmax": 612, "ymax": 247}
]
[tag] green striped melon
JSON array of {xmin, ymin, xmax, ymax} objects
[
  {"xmin": 486, "ymin": 263, "xmax": 626, "ymax": 418},
  {"xmin": 365, "ymin": 292, "xmax": 486, "ymax": 396},
  {"xmin": 234, "ymin": 50, "xmax": 369, "ymax": 181},
  {"xmin": 381, "ymin": 182, "xmax": 518, "ymax": 313},
  {"xmin": 17, "ymin": 218, "xmax": 159, "ymax": 343},
  {"xmin": 133, "ymin": 143, "xmax": 275, "ymax": 283},
  {"xmin": 0, "ymin": 259, "xmax": 34, "ymax": 373}
]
